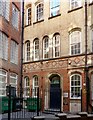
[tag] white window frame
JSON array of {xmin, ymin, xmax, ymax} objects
[
  {"xmin": 70, "ymin": 74, "xmax": 82, "ymax": 99},
  {"xmin": 50, "ymin": 0, "xmax": 60, "ymax": 17},
  {"xmin": 12, "ymin": 3, "xmax": 19, "ymax": 30},
  {"xmin": 26, "ymin": 7, "xmax": 31, "ymax": 25},
  {"xmin": 10, "ymin": 40, "xmax": 18, "ymax": 64},
  {"xmin": 10, "ymin": 73, "xmax": 18, "ymax": 88},
  {"xmin": 25, "ymin": 41, "xmax": 30, "ymax": 61},
  {"xmin": 24, "ymin": 76, "xmax": 30, "ymax": 97},
  {"xmin": 0, "ymin": 31, "xmax": 8, "ymax": 60},
  {"xmin": 43, "ymin": 36, "xmax": 49, "ymax": 59},
  {"xmin": 34, "ymin": 39, "xmax": 39, "ymax": 61},
  {"xmin": 32, "ymin": 76, "xmax": 39, "ymax": 98},
  {"xmin": 0, "ymin": 69, "xmax": 7, "ymax": 96},
  {"xmin": 0, "ymin": 1, "xmax": 10, "ymax": 21},
  {"xmin": 70, "ymin": 31, "xmax": 81, "ymax": 55},
  {"xmin": 70, "ymin": 0, "xmax": 81, "ymax": 10},
  {"xmin": 36, "ymin": 3, "xmax": 44, "ymax": 21},
  {"xmin": 53, "ymin": 34, "xmax": 60, "ymax": 58}
]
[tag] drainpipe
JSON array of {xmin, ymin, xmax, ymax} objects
[
  {"xmin": 85, "ymin": 0, "xmax": 88, "ymax": 112},
  {"xmin": 20, "ymin": 0, "xmax": 24, "ymax": 98}
]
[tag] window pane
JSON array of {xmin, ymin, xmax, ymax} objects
[
  {"xmin": 70, "ymin": 31, "xmax": 81, "ymax": 55},
  {"xmin": 50, "ymin": 0, "xmax": 60, "ymax": 17},
  {"xmin": 34, "ymin": 39, "xmax": 39, "ymax": 60},
  {"xmin": 10, "ymin": 40, "xmax": 18, "ymax": 64},
  {"xmin": 0, "ymin": 31, "xmax": 8, "ymax": 60},
  {"xmin": 12, "ymin": 4, "xmax": 19, "ymax": 29},
  {"xmin": 36, "ymin": 3, "xmax": 43, "ymax": 21},
  {"xmin": 0, "ymin": 1, "xmax": 10, "ymax": 21},
  {"xmin": 53, "ymin": 34, "xmax": 60, "ymax": 58},
  {"xmin": 70, "ymin": 0, "xmax": 81, "ymax": 9},
  {"xmin": 71, "ymin": 74, "xmax": 81, "ymax": 98}
]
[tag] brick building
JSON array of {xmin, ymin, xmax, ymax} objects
[
  {"xmin": 23, "ymin": 0, "xmax": 93, "ymax": 113},
  {"xmin": 0, "ymin": 1, "xmax": 21, "ymax": 96}
]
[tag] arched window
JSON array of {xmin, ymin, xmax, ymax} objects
[
  {"xmin": 34, "ymin": 38, "xmax": 39, "ymax": 61},
  {"xmin": 24, "ymin": 76, "xmax": 30, "ymax": 97},
  {"xmin": 25, "ymin": 41, "xmax": 30, "ymax": 61},
  {"xmin": 70, "ymin": 74, "xmax": 81, "ymax": 99},
  {"xmin": 70, "ymin": 30, "xmax": 81, "ymax": 55},
  {"xmin": 43, "ymin": 36, "xmax": 49, "ymax": 59},
  {"xmin": 0, "ymin": 69, "xmax": 7, "ymax": 96},
  {"xmin": 36, "ymin": 3, "xmax": 43, "ymax": 21},
  {"xmin": 53, "ymin": 33, "xmax": 60, "ymax": 58},
  {"xmin": 32, "ymin": 75, "xmax": 39, "ymax": 97}
]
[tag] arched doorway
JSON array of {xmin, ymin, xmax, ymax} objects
[{"xmin": 49, "ymin": 74, "xmax": 61, "ymax": 110}]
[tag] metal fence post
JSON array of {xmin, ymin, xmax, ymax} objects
[
  {"xmin": 37, "ymin": 87, "xmax": 39, "ymax": 116},
  {"xmin": 8, "ymin": 85, "xmax": 11, "ymax": 120}
]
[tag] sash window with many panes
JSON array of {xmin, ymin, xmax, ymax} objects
[
  {"xmin": 70, "ymin": 31, "xmax": 81, "ymax": 55},
  {"xmin": 70, "ymin": 74, "xmax": 81, "ymax": 99},
  {"xmin": 36, "ymin": 3, "xmax": 43, "ymax": 21},
  {"xmin": 53, "ymin": 34, "xmax": 60, "ymax": 58},
  {"xmin": 32, "ymin": 76, "xmax": 39, "ymax": 97}
]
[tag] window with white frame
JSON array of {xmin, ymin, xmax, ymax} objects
[
  {"xmin": 36, "ymin": 3, "xmax": 44, "ymax": 21},
  {"xmin": 0, "ymin": 31, "xmax": 8, "ymax": 60},
  {"xmin": 50, "ymin": 0, "xmax": 60, "ymax": 17},
  {"xmin": 70, "ymin": 0, "xmax": 81, "ymax": 10},
  {"xmin": 10, "ymin": 73, "xmax": 17, "ymax": 88},
  {"xmin": 12, "ymin": 3, "xmax": 19, "ymax": 30},
  {"xmin": 70, "ymin": 74, "xmax": 81, "ymax": 99},
  {"xmin": 24, "ymin": 76, "xmax": 30, "ymax": 97},
  {"xmin": 92, "ymin": 29, "xmax": 93, "ymax": 52},
  {"xmin": 25, "ymin": 41, "xmax": 30, "ymax": 61},
  {"xmin": 70, "ymin": 31, "xmax": 81, "ymax": 55},
  {"xmin": 43, "ymin": 36, "xmax": 49, "ymax": 59},
  {"xmin": 0, "ymin": 0, "xmax": 10, "ymax": 21},
  {"xmin": 26, "ymin": 7, "xmax": 31, "ymax": 25},
  {"xmin": 10, "ymin": 40, "xmax": 18, "ymax": 64},
  {"xmin": 34, "ymin": 39, "xmax": 39, "ymax": 61},
  {"xmin": 32, "ymin": 76, "xmax": 39, "ymax": 97},
  {"xmin": 0, "ymin": 69, "xmax": 7, "ymax": 96},
  {"xmin": 53, "ymin": 33, "xmax": 60, "ymax": 58}
]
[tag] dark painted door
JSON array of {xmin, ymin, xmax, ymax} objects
[{"xmin": 50, "ymin": 76, "xmax": 61, "ymax": 109}]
